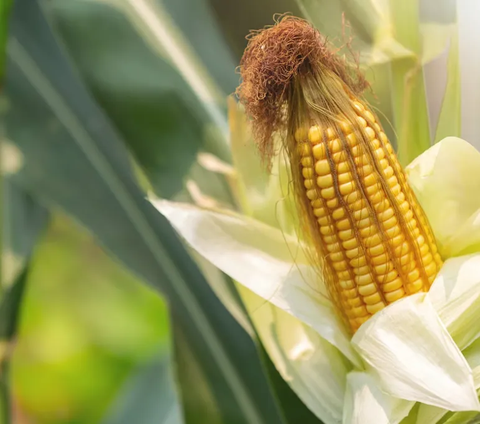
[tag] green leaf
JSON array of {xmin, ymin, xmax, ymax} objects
[
  {"xmin": 102, "ymin": 352, "xmax": 183, "ymax": 424},
  {"xmin": 0, "ymin": 0, "xmax": 12, "ymax": 83},
  {"xmin": 389, "ymin": 0, "xmax": 431, "ymax": 165},
  {"xmin": 12, "ymin": 212, "xmax": 171, "ymax": 423},
  {"xmin": 295, "ymin": 0, "xmax": 413, "ymax": 65},
  {"xmin": 420, "ymin": 23, "xmax": 455, "ymax": 65},
  {"xmin": 46, "ymin": 0, "xmax": 231, "ymax": 198},
  {"xmin": 5, "ymin": 1, "xmax": 287, "ymax": 423},
  {"xmin": 172, "ymin": 318, "xmax": 226, "ymax": 424},
  {"xmin": 0, "ymin": 182, "xmax": 48, "ymax": 424},
  {"xmin": 434, "ymin": 30, "xmax": 461, "ymax": 142},
  {"xmin": 154, "ymin": 0, "xmax": 238, "ymax": 96},
  {"xmin": 173, "ymin": 311, "xmax": 325, "ymax": 424},
  {"xmin": 258, "ymin": 343, "xmax": 324, "ymax": 424},
  {"xmin": 3, "ymin": 181, "xmax": 48, "ymax": 287}
]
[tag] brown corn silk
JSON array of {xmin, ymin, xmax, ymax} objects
[{"xmin": 236, "ymin": 16, "xmax": 442, "ymax": 333}]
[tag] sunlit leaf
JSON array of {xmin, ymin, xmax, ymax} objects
[
  {"xmin": 343, "ymin": 372, "xmax": 413, "ymax": 424},
  {"xmin": 406, "ymin": 137, "xmax": 480, "ymax": 257},
  {"xmin": 352, "ymin": 294, "xmax": 479, "ymax": 411},
  {"xmin": 295, "ymin": 0, "xmax": 413, "ymax": 65},
  {"xmin": 434, "ymin": 30, "xmax": 461, "ymax": 142}
]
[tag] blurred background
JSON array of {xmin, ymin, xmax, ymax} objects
[{"xmin": 1, "ymin": 0, "xmax": 478, "ymax": 423}]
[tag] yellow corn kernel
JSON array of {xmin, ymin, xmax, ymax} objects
[
  {"xmin": 313, "ymin": 207, "xmax": 327, "ymax": 217},
  {"xmin": 340, "ymin": 279, "xmax": 355, "ymax": 289},
  {"xmin": 337, "ymin": 161, "xmax": 350, "ymax": 173},
  {"xmin": 338, "ymin": 172, "xmax": 353, "ymax": 184},
  {"xmin": 364, "ymin": 127, "xmax": 375, "ymax": 140},
  {"xmin": 345, "ymin": 247, "xmax": 360, "ymax": 258},
  {"xmin": 383, "ymin": 277, "xmax": 403, "ymax": 292},
  {"xmin": 358, "ymin": 283, "xmax": 376, "ymax": 296},
  {"xmin": 330, "ymin": 251, "xmax": 345, "ymax": 262},
  {"xmin": 385, "ymin": 288, "xmax": 405, "ymax": 303},
  {"xmin": 407, "ymin": 279, "xmax": 423, "ymax": 293},
  {"xmin": 308, "ymin": 125, "xmax": 322, "ymax": 144},
  {"xmin": 346, "ymin": 133, "xmax": 358, "ymax": 147},
  {"xmin": 301, "ymin": 157, "xmax": 313, "ymax": 167},
  {"xmin": 317, "ymin": 175, "xmax": 334, "ymax": 188},
  {"xmin": 304, "ymin": 179, "xmax": 314, "ymax": 189},
  {"xmin": 326, "ymin": 198, "xmax": 339, "ymax": 209},
  {"xmin": 337, "ymin": 218, "xmax": 351, "ymax": 231},
  {"xmin": 306, "ymin": 189, "xmax": 319, "ymax": 200},
  {"xmin": 347, "ymin": 297, "xmax": 364, "ymax": 307},
  {"xmin": 366, "ymin": 302, "xmax": 385, "ymax": 314},
  {"xmin": 317, "ymin": 216, "xmax": 331, "ymax": 226},
  {"xmin": 313, "ymin": 143, "xmax": 326, "ymax": 159},
  {"xmin": 326, "ymin": 127, "xmax": 336, "ymax": 140},
  {"xmin": 332, "ymin": 260, "xmax": 349, "ymax": 271},
  {"xmin": 320, "ymin": 187, "xmax": 335, "ymax": 199},
  {"xmin": 298, "ymin": 143, "xmax": 310, "ymax": 157},
  {"xmin": 326, "ymin": 242, "xmax": 341, "ymax": 253},
  {"xmin": 295, "ymin": 128, "xmax": 308, "ymax": 142},
  {"xmin": 332, "ymin": 207, "xmax": 346, "ymax": 220},
  {"xmin": 363, "ymin": 292, "xmax": 382, "ymax": 305},
  {"xmin": 315, "ymin": 159, "xmax": 331, "ymax": 175},
  {"xmin": 329, "ymin": 138, "xmax": 343, "ymax": 153},
  {"xmin": 350, "ymin": 255, "xmax": 367, "ymax": 267},
  {"xmin": 356, "ymin": 116, "xmax": 367, "ymax": 128}
]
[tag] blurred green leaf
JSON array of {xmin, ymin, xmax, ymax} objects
[
  {"xmin": 3, "ymin": 181, "xmax": 48, "ymax": 288},
  {"xmin": 173, "ymin": 263, "xmax": 322, "ymax": 424},
  {"xmin": 296, "ymin": 0, "xmax": 413, "ymax": 65},
  {"xmin": 0, "ymin": 263, "xmax": 29, "ymax": 341},
  {"xmin": 389, "ymin": 0, "xmax": 431, "ymax": 165},
  {"xmin": 103, "ymin": 353, "xmax": 183, "ymax": 424},
  {"xmin": 0, "ymin": 0, "xmax": 12, "ymax": 82},
  {"xmin": 420, "ymin": 23, "xmax": 455, "ymax": 65},
  {"xmin": 46, "ymin": 0, "xmax": 231, "ymax": 198},
  {"xmin": 172, "ymin": 319, "xmax": 226, "ymax": 424},
  {"xmin": 434, "ymin": 31, "xmax": 460, "ymax": 142},
  {"xmin": 12, "ymin": 213, "xmax": 170, "ymax": 424},
  {"xmin": 0, "ymin": 182, "xmax": 48, "ymax": 424},
  {"xmin": 0, "ymin": 265, "xmax": 28, "ymax": 424},
  {"xmin": 157, "ymin": 0, "xmax": 238, "ymax": 95},
  {"xmin": 173, "ymin": 313, "xmax": 323, "ymax": 424},
  {"xmin": 5, "ymin": 1, "xmax": 288, "ymax": 423},
  {"xmin": 258, "ymin": 344, "xmax": 324, "ymax": 424}
]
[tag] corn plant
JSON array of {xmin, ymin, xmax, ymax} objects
[{"xmin": 1, "ymin": 0, "xmax": 478, "ymax": 424}]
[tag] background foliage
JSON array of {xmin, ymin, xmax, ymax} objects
[{"xmin": 0, "ymin": 0, "xmax": 469, "ymax": 423}]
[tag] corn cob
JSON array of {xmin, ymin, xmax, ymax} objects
[
  {"xmin": 237, "ymin": 16, "xmax": 443, "ymax": 333},
  {"xmin": 295, "ymin": 102, "xmax": 443, "ymax": 332}
]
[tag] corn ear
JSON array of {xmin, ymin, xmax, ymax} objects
[{"xmin": 294, "ymin": 100, "xmax": 443, "ymax": 332}]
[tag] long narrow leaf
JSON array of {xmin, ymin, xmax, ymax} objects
[
  {"xmin": 4, "ymin": 1, "xmax": 287, "ymax": 423},
  {"xmin": 0, "ymin": 0, "xmax": 12, "ymax": 83},
  {"xmin": 102, "ymin": 352, "xmax": 183, "ymax": 424},
  {"xmin": 389, "ymin": 0, "xmax": 431, "ymax": 165},
  {"xmin": 434, "ymin": 31, "xmax": 461, "ymax": 142},
  {"xmin": 47, "ymin": 0, "xmax": 228, "ymax": 198}
]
